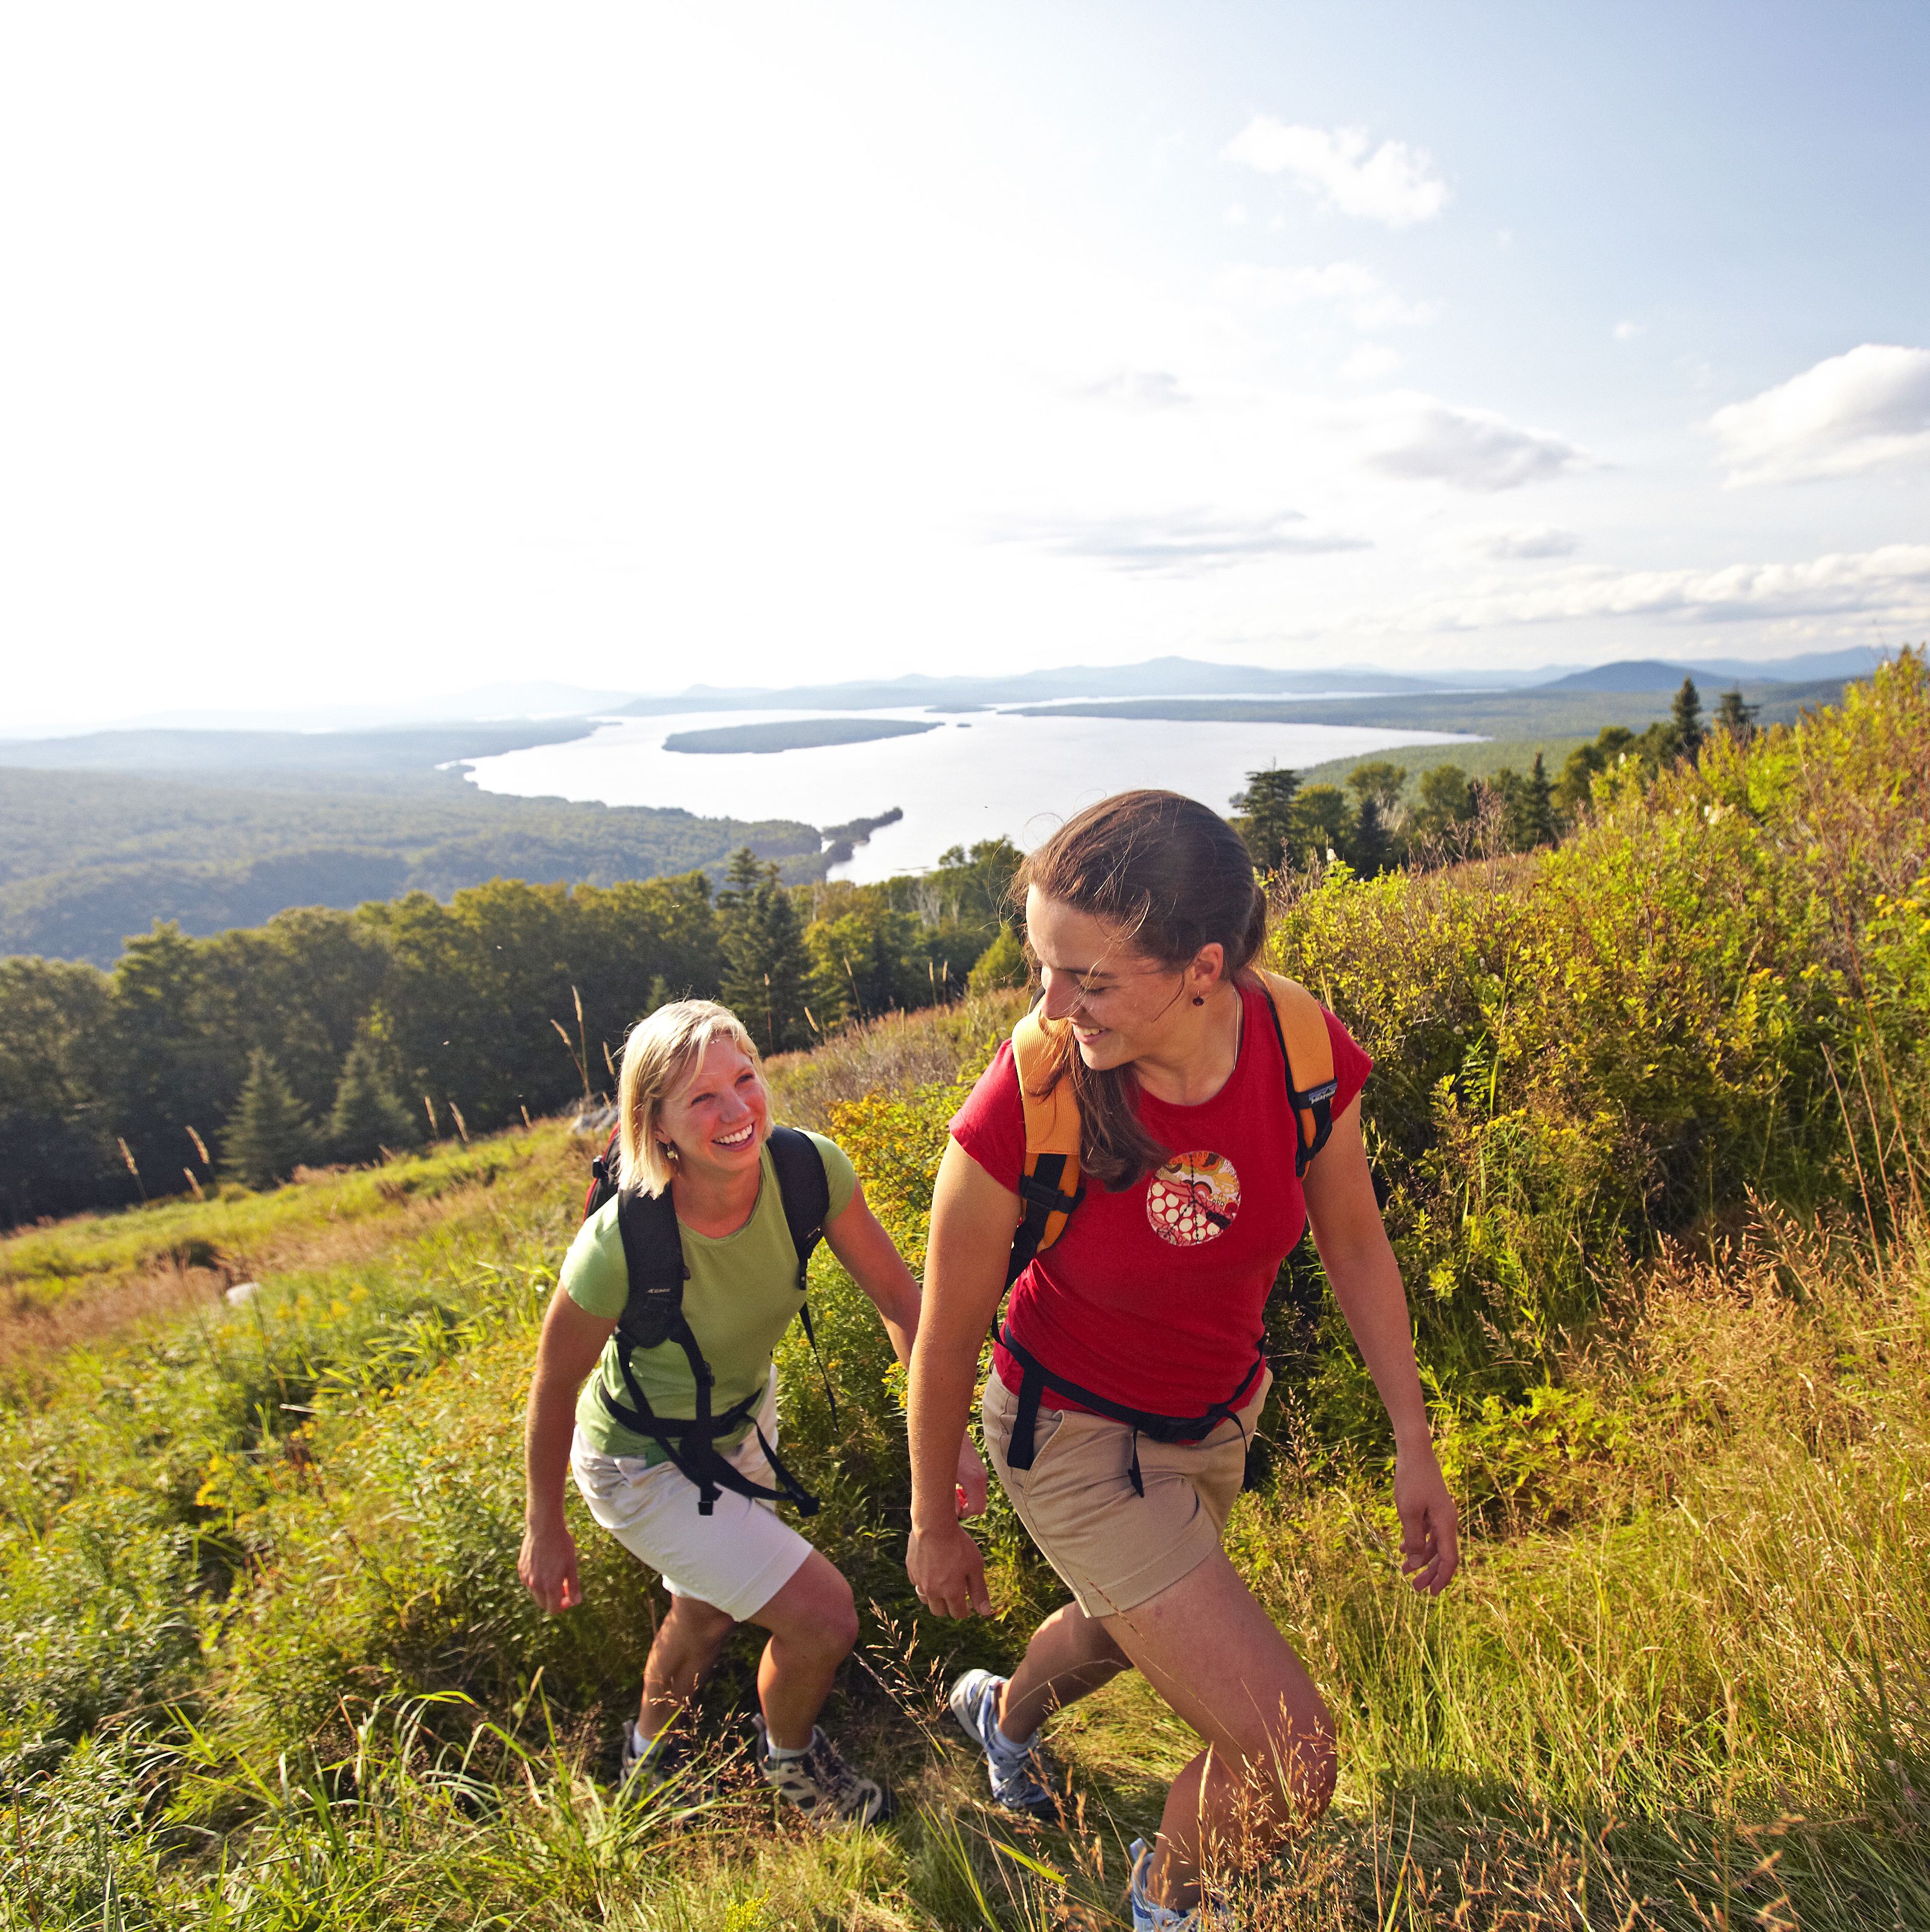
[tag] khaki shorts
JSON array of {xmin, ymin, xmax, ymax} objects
[{"xmin": 983, "ymin": 1363, "xmax": 1273, "ymax": 1619}]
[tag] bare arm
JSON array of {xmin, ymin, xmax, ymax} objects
[
  {"xmin": 823, "ymin": 1176, "xmax": 989, "ymax": 1515},
  {"xmin": 822, "ymin": 1179, "xmax": 923, "ymax": 1366},
  {"xmin": 904, "ymin": 1140, "xmax": 1018, "ymax": 1616},
  {"xmin": 1301, "ymin": 1098, "xmax": 1459, "ymax": 1594},
  {"xmin": 518, "ymin": 1286, "xmax": 617, "ymax": 1613}
]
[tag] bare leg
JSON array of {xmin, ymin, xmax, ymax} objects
[
  {"xmin": 996, "ymin": 1598, "xmax": 1133, "ymax": 1738},
  {"xmin": 1100, "ymin": 1550, "xmax": 1337, "ymax": 1913},
  {"xmin": 740, "ymin": 1549, "xmax": 860, "ymax": 1751},
  {"xmin": 638, "ymin": 1591, "xmax": 736, "ymax": 1739}
]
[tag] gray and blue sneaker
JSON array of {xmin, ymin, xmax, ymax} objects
[
  {"xmin": 1127, "ymin": 1838, "xmax": 1228, "ymax": 1930},
  {"xmin": 946, "ymin": 1669, "xmax": 1062, "ymax": 1818},
  {"xmin": 752, "ymin": 1715, "xmax": 891, "ymax": 1825}
]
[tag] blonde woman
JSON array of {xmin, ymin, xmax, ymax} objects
[{"xmin": 521, "ymin": 999, "xmax": 985, "ymax": 1823}]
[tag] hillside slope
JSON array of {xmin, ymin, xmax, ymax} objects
[{"xmin": 4, "ymin": 665, "xmax": 1928, "ymax": 1927}]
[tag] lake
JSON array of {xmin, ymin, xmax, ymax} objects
[{"xmin": 465, "ymin": 707, "xmax": 1477, "ymax": 882}]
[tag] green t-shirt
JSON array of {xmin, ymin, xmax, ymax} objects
[{"xmin": 565, "ymin": 1130, "xmax": 858, "ymax": 1461}]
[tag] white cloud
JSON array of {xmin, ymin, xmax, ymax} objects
[
  {"xmin": 1222, "ymin": 118, "xmax": 1448, "ymax": 227},
  {"xmin": 1076, "ymin": 368, "xmax": 1191, "ymax": 409},
  {"xmin": 1222, "ymin": 201, "xmax": 1249, "ymax": 226},
  {"xmin": 1216, "ymin": 260, "xmax": 1436, "ymax": 330},
  {"xmin": 1339, "ymin": 342, "xmax": 1403, "ymax": 382},
  {"xmin": 1367, "ymin": 397, "xmax": 1589, "ymax": 491},
  {"xmin": 1709, "ymin": 344, "xmax": 1930, "ymax": 484},
  {"xmin": 1614, "ymin": 320, "xmax": 1643, "ymax": 341},
  {"xmin": 1403, "ymin": 543, "xmax": 1930, "ymax": 630},
  {"xmin": 992, "ymin": 508, "xmax": 1371, "ymax": 575},
  {"xmin": 1460, "ymin": 525, "xmax": 1581, "ymax": 560}
]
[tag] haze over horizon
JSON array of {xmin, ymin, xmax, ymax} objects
[{"xmin": 4, "ymin": 2, "xmax": 1926, "ymax": 734}]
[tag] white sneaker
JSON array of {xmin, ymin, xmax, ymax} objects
[
  {"xmin": 946, "ymin": 1668, "xmax": 1062, "ymax": 1818},
  {"xmin": 1127, "ymin": 1838, "xmax": 1228, "ymax": 1930}
]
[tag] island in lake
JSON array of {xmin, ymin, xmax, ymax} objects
[{"xmin": 662, "ymin": 717, "xmax": 941, "ymax": 755}]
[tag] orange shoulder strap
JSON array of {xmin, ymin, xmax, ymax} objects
[
  {"xmin": 1252, "ymin": 968, "xmax": 1339, "ymax": 1172},
  {"xmin": 1008, "ymin": 1003, "xmax": 1084, "ymax": 1274}
]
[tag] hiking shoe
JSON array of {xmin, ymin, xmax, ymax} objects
[
  {"xmin": 947, "ymin": 1668, "xmax": 1062, "ymax": 1819},
  {"xmin": 618, "ymin": 1723, "xmax": 714, "ymax": 1818},
  {"xmin": 752, "ymin": 1715, "xmax": 891, "ymax": 1825},
  {"xmin": 1127, "ymin": 1838, "xmax": 1229, "ymax": 1930}
]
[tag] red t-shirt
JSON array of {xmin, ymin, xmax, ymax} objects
[{"xmin": 950, "ymin": 981, "xmax": 1371, "ymax": 1421}]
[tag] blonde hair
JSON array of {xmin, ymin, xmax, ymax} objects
[{"xmin": 616, "ymin": 999, "xmax": 761, "ymax": 1197}]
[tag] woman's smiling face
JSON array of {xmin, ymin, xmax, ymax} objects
[
  {"xmin": 1026, "ymin": 887, "xmax": 1205, "ymax": 1070},
  {"xmin": 658, "ymin": 1035, "xmax": 770, "ymax": 1183}
]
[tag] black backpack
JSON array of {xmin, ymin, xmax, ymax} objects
[{"xmin": 582, "ymin": 1124, "xmax": 835, "ymax": 1517}]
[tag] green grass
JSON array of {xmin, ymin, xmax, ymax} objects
[{"xmin": 0, "ymin": 1131, "xmax": 577, "ymax": 1361}]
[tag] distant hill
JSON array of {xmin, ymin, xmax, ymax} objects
[
  {"xmin": 1534, "ymin": 648, "xmax": 1894, "ymax": 694},
  {"xmin": 621, "ymin": 656, "xmax": 1446, "ymax": 714},
  {"xmin": 1537, "ymin": 661, "xmax": 1706, "ymax": 694},
  {"xmin": 0, "ymin": 768, "xmax": 829, "ymax": 967},
  {"xmin": 1683, "ymin": 645, "xmax": 1890, "ymax": 685},
  {"xmin": 1009, "ymin": 674, "xmax": 1849, "ymax": 738},
  {"xmin": 0, "ymin": 718, "xmax": 601, "ymax": 789}
]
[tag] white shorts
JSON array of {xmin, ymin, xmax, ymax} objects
[{"xmin": 569, "ymin": 1369, "xmax": 814, "ymax": 1622}]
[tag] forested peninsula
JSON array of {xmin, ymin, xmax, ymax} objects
[{"xmin": 0, "ymin": 715, "xmax": 836, "ymax": 967}]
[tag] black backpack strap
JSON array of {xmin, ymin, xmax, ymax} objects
[
  {"xmin": 765, "ymin": 1125, "xmax": 831, "ymax": 1292},
  {"xmin": 765, "ymin": 1124, "xmax": 838, "ymax": 1428},
  {"xmin": 1007, "ymin": 1153, "xmax": 1083, "ymax": 1288},
  {"xmin": 614, "ymin": 1185, "xmax": 690, "ymax": 1346},
  {"xmin": 998, "ymin": 1328, "xmax": 1266, "ymax": 1498},
  {"xmin": 600, "ymin": 1368, "xmax": 821, "ymax": 1517}
]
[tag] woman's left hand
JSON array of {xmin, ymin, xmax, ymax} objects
[
  {"xmin": 1393, "ymin": 1448, "xmax": 1460, "ymax": 1595},
  {"xmin": 954, "ymin": 1438, "xmax": 989, "ymax": 1519}
]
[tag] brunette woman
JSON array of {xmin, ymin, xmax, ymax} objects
[{"xmin": 904, "ymin": 792, "xmax": 1457, "ymax": 1927}]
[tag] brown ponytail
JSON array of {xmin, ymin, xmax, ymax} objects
[{"xmin": 1015, "ymin": 790, "xmax": 1266, "ymax": 1191}]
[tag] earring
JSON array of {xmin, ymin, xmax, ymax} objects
[
  {"xmin": 659, "ymin": 1142, "xmax": 679, "ymax": 1162},
  {"xmin": 1193, "ymin": 994, "xmax": 1206, "ymax": 1006}
]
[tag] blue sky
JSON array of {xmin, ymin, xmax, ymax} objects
[{"xmin": 3, "ymin": 2, "xmax": 1926, "ymax": 727}]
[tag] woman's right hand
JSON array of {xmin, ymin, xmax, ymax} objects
[
  {"xmin": 519, "ymin": 1517, "xmax": 583, "ymax": 1613},
  {"xmin": 906, "ymin": 1520, "xmax": 995, "ymax": 1619}
]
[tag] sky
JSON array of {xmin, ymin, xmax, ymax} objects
[{"xmin": 4, "ymin": 1, "xmax": 1928, "ymax": 730}]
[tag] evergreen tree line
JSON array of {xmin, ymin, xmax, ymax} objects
[
  {"xmin": 0, "ymin": 841, "xmax": 1023, "ymax": 1226},
  {"xmin": 1231, "ymin": 677, "xmax": 1754, "ymax": 874}
]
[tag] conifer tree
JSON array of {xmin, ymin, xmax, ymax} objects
[
  {"xmin": 1520, "ymin": 749, "xmax": 1557, "ymax": 848},
  {"xmin": 325, "ymin": 1040, "xmax": 420, "ymax": 1166},
  {"xmin": 1714, "ymin": 686, "xmax": 1759, "ymax": 743},
  {"xmin": 1672, "ymin": 677, "xmax": 1704, "ymax": 760},
  {"xmin": 1229, "ymin": 766, "xmax": 1300, "ymax": 871},
  {"xmin": 720, "ymin": 865, "xmax": 812, "ymax": 1055},
  {"xmin": 221, "ymin": 1049, "xmax": 315, "ymax": 1189},
  {"xmin": 1348, "ymin": 796, "xmax": 1391, "ymax": 877}
]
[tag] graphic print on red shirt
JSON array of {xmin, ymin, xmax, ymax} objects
[
  {"xmin": 1147, "ymin": 1150, "xmax": 1242, "ymax": 1247},
  {"xmin": 949, "ymin": 980, "xmax": 1371, "ymax": 1424}
]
